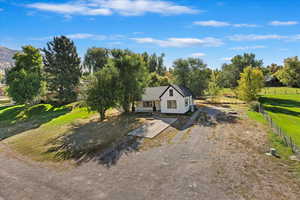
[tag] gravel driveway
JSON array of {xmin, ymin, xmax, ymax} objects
[{"xmin": 1, "ymin": 106, "xmax": 300, "ymax": 200}]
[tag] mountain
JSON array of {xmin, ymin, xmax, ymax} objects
[{"xmin": 0, "ymin": 46, "xmax": 18, "ymax": 71}]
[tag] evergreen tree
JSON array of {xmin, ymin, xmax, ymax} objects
[
  {"xmin": 43, "ymin": 36, "xmax": 81, "ymax": 104},
  {"xmin": 6, "ymin": 46, "xmax": 44, "ymax": 104},
  {"xmin": 148, "ymin": 53, "xmax": 158, "ymax": 73},
  {"xmin": 157, "ymin": 53, "xmax": 166, "ymax": 75}
]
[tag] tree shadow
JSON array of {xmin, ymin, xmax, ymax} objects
[
  {"xmin": 0, "ymin": 104, "xmax": 71, "ymax": 140},
  {"xmin": 260, "ymin": 97, "xmax": 300, "ymax": 108},
  {"xmin": 264, "ymin": 106, "xmax": 300, "ymax": 117},
  {"xmin": 43, "ymin": 114, "xmax": 144, "ymax": 167},
  {"xmin": 260, "ymin": 97, "xmax": 300, "ymax": 117},
  {"xmin": 196, "ymin": 106, "xmax": 239, "ymax": 127}
]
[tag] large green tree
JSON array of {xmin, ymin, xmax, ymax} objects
[
  {"xmin": 83, "ymin": 47, "xmax": 109, "ymax": 73},
  {"xmin": 207, "ymin": 70, "xmax": 222, "ymax": 102},
  {"xmin": 276, "ymin": 57, "xmax": 300, "ymax": 87},
  {"xmin": 221, "ymin": 53, "xmax": 263, "ymax": 88},
  {"xmin": 173, "ymin": 59, "xmax": 191, "ymax": 87},
  {"xmin": 188, "ymin": 58, "xmax": 211, "ymax": 96},
  {"xmin": 85, "ymin": 64, "xmax": 120, "ymax": 121},
  {"xmin": 145, "ymin": 53, "xmax": 166, "ymax": 75},
  {"xmin": 148, "ymin": 72, "xmax": 170, "ymax": 87},
  {"xmin": 6, "ymin": 46, "xmax": 44, "ymax": 104},
  {"xmin": 111, "ymin": 50, "xmax": 148, "ymax": 112},
  {"xmin": 237, "ymin": 67, "xmax": 264, "ymax": 102},
  {"xmin": 43, "ymin": 36, "xmax": 81, "ymax": 104},
  {"xmin": 173, "ymin": 58, "xmax": 210, "ymax": 96}
]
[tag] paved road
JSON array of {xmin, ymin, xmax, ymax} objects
[{"xmin": 1, "ymin": 106, "xmax": 300, "ymax": 200}]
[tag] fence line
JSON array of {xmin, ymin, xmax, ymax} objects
[
  {"xmin": 258, "ymin": 104, "xmax": 299, "ymax": 154},
  {"xmin": 261, "ymin": 88, "xmax": 300, "ymax": 95}
]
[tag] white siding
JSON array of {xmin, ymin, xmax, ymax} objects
[{"xmin": 160, "ymin": 87, "xmax": 191, "ymax": 114}]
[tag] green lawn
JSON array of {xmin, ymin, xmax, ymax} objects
[
  {"xmin": 0, "ymin": 103, "xmax": 73, "ymax": 140},
  {"xmin": 0, "ymin": 103, "xmax": 144, "ymax": 162},
  {"xmin": 259, "ymin": 89, "xmax": 300, "ymax": 146}
]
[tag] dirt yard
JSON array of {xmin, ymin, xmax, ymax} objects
[{"xmin": 0, "ymin": 105, "xmax": 300, "ymax": 200}]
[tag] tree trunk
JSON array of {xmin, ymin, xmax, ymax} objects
[
  {"xmin": 131, "ymin": 101, "xmax": 135, "ymax": 112},
  {"xmin": 99, "ymin": 109, "xmax": 106, "ymax": 121},
  {"xmin": 122, "ymin": 96, "xmax": 130, "ymax": 113}
]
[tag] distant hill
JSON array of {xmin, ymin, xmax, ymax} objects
[{"xmin": 0, "ymin": 46, "xmax": 18, "ymax": 71}]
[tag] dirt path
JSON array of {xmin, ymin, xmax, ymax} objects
[{"xmin": 1, "ymin": 106, "xmax": 300, "ymax": 200}]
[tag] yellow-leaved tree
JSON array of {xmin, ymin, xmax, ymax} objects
[{"xmin": 237, "ymin": 66, "xmax": 264, "ymax": 102}]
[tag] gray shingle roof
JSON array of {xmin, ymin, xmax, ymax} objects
[
  {"xmin": 171, "ymin": 84, "xmax": 193, "ymax": 97},
  {"xmin": 141, "ymin": 84, "xmax": 192, "ymax": 101},
  {"xmin": 141, "ymin": 86, "xmax": 168, "ymax": 101}
]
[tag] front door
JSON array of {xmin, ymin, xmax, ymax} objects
[{"xmin": 153, "ymin": 101, "xmax": 157, "ymax": 112}]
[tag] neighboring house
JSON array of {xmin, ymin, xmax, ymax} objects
[
  {"xmin": 265, "ymin": 75, "xmax": 283, "ymax": 87},
  {"xmin": 135, "ymin": 84, "xmax": 193, "ymax": 114}
]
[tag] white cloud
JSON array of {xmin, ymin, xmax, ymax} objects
[
  {"xmin": 191, "ymin": 53, "xmax": 205, "ymax": 57},
  {"xmin": 229, "ymin": 45, "xmax": 266, "ymax": 50},
  {"xmin": 27, "ymin": 2, "xmax": 112, "ymax": 16},
  {"xmin": 233, "ymin": 24, "xmax": 258, "ymax": 27},
  {"xmin": 131, "ymin": 37, "xmax": 223, "ymax": 47},
  {"xmin": 194, "ymin": 20, "xmax": 230, "ymax": 27},
  {"xmin": 269, "ymin": 21, "xmax": 298, "ymax": 26},
  {"xmin": 228, "ymin": 34, "xmax": 286, "ymax": 41},
  {"xmin": 194, "ymin": 20, "xmax": 258, "ymax": 27},
  {"xmin": 27, "ymin": 0, "xmax": 199, "ymax": 16},
  {"xmin": 31, "ymin": 33, "xmax": 123, "ymax": 41},
  {"xmin": 66, "ymin": 33, "xmax": 106, "ymax": 40}
]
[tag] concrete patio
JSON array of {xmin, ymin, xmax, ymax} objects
[{"xmin": 128, "ymin": 118, "xmax": 177, "ymax": 138}]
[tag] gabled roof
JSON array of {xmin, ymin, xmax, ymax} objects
[
  {"xmin": 140, "ymin": 84, "xmax": 192, "ymax": 101},
  {"xmin": 141, "ymin": 86, "xmax": 168, "ymax": 101},
  {"xmin": 159, "ymin": 84, "xmax": 192, "ymax": 98}
]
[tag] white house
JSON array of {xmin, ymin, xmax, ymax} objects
[{"xmin": 135, "ymin": 84, "xmax": 193, "ymax": 114}]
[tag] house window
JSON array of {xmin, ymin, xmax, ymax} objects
[
  {"xmin": 143, "ymin": 101, "xmax": 153, "ymax": 108},
  {"xmin": 185, "ymin": 98, "xmax": 189, "ymax": 107},
  {"xmin": 169, "ymin": 89, "xmax": 173, "ymax": 96},
  {"xmin": 167, "ymin": 100, "xmax": 177, "ymax": 109}
]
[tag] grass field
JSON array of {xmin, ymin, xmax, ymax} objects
[
  {"xmin": 260, "ymin": 93, "xmax": 300, "ymax": 146},
  {"xmin": 0, "ymin": 103, "xmax": 144, "ymax": 162}
]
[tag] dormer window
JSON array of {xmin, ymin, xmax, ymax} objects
[{"xmin": 169, "ymin": 89, "xmax": 173, "ymax": 96}]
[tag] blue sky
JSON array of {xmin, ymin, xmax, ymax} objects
[{"xmin": 1, "ymin": 0, "xmax": 300, "ymax": 68}]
